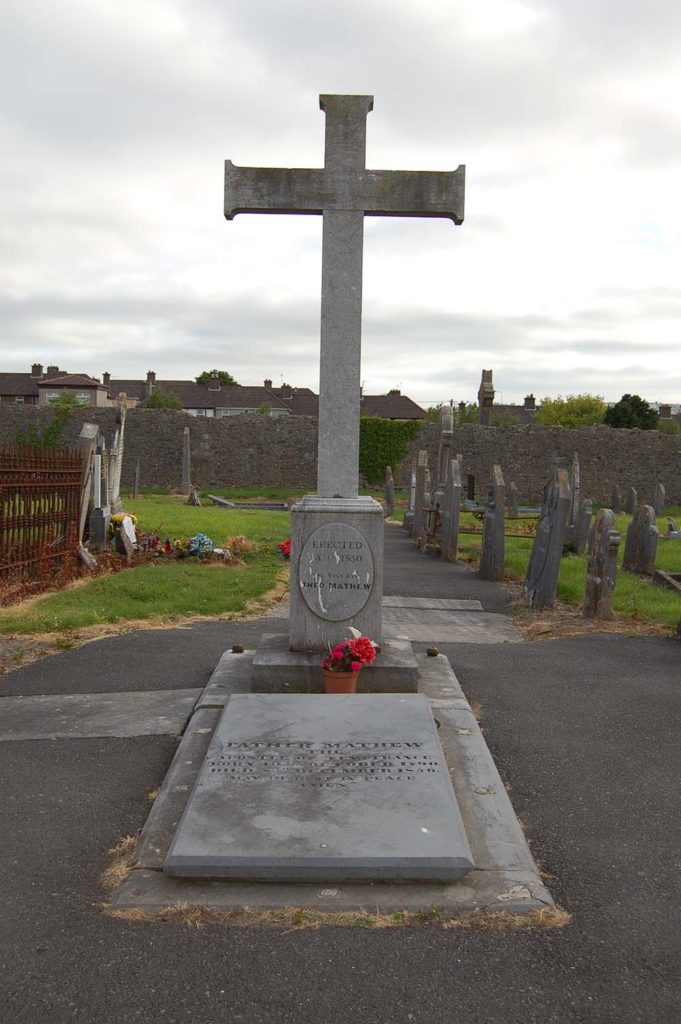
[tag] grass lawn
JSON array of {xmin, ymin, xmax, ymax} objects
[
  {"xmin": 457, "ymin": 507, "xmax": 681, "ymax": 630},
  {"xmin": 0, "ymin": 495, "xmax": 291, "ymax": 635}
]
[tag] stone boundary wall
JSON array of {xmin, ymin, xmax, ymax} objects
[{"xmin": 1, "ymin": 408, "xmax": 679, "ymax": 504}]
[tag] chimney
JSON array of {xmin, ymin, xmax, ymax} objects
[
  {"xmin": 477, "ymin": 369, "xmax": 495, "ymax": 426},
  {"xmin": 388, "ymin": 388, "xmax": 401, "ymax": 396},
  {"xmin": 458, "ymin": 401, "xmax": 466, "ymax": 414},
  {"xmin": 264, "ymin": 379, "xmax": 273, "ymax": 389},
  {"xmin": 102, "ymin": 372, "xmax": 111, "ymax": 388},
  {"xmin": 524, "ymin": 394, "xmax": 536, "ymax": 411},
  {"xmin": 208, "ymin": 373, "xmax": 221, "ymax": 391},
  {"xmin": 31, "ymin": 363, "xmax": 43, "ymax": 378},
  {"xmin": 281, "ymin": 382, "xmax": 292, "ymax": 399},
  {"xmin": 659, "ymin": 403, "xmax": 672, "ymax": 419},
  {"xmin": 146, "ymin": 370, "xmax": 156, "ymax": 397},
  {"xmin": 46, "ymin": 365, "xmax": 59, "ymax": 377}
]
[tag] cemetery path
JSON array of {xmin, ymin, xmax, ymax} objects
[{"xmin": 0, "ymin": 526, "xmax": 679, "ymax": 1023}]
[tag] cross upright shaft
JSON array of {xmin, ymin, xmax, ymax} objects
[{"xmin": 224, "ymin": 94, "xmax": 465, "ymax": 498}]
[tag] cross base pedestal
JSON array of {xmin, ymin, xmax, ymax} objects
[{"xmin": 289, "ymin": 495, "xmax": 384, "ymax": 652}]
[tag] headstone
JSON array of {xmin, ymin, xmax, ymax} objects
[
  {"xmin": 180, "ymin": 426, "xmax": 191, "ymax": 497},
  {"xmin": 653, "ymin": 482, "xmax": 666, "ymax": 517},
  {"xmin": 114, "ymin": 524, "xmax": 134, "ymax": 564},
  {"xmin": 164, "ymin": 693, "xmax": 475, "ymax": 882},
  {"xmin": 108, "ymin": 400, "xmax": 126, "ymax": 514},
  {"xmin": 507, "ymin": 481, "xmax": 519, "ymax": 519},
  {"xmin": 412, "ymin": 451, "xmax": 429, "ymax": 543},
  {"xmin": 440, "ymin": 457, "xmax": 462, "ymax": 562},
  {"xmin": 418, "ymin": 470, "xmax": 432, "ymax": 553},
  {"xmin": 435, "ymin": 405, "xmax": 454, "ymax": 494},
  {"xmin": 572, "ymin": 498, "xmax": 593, "ymax": 556},
  {"xmin": 522, "ymin": 468, "xmax": 571, "ymax": 609},
  {"xmin": 568, "ymin": 452, "xmax": 580, "ymax": 531},
  {"xmin": 403, "ymin": 461, "xmax": 417, "ymax": 534},
  {"xmin": 89, "ymin": 443, "xmax": 111, "ymax": 548},
  {"xmin": 187, "ymin": 485, "xmax": 202, "ymax": 506},
  {"xmin": 610, "ymin": 485, "xmax": 621, "ymax": 513},
  {"xmin": 624, "ymin": 486, "xmax": 638, "ymax": 515},
  {"xmin": 583, "ymin": 509, "xmax": 620, "ymax": 619},
  {"xmin": 225, "ymin": 95, "xmax": 464, "ymax": 650},
  {"xmin": 622, "ymin": 504, "xmax": 659, "ymax": 575},
  {"xmin": 466, "ymin": 474, "xmax": 475, "ymax": 502},
  {"xmin": 479, "ymin": 465, "xmax": 505, "ymax": 581},
  {"xmin": 77, "ymin": 422, "xmax": 99, "ymax": 542},
  {"xmin": 384, "ymin": 465, "xmax": 395, "ymax": 518}
]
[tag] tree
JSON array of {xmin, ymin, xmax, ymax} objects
[
  {"xmin": 138, "ymin": 388, "xmax": 184, "ymax": 410},
  {"xmin": 455, "ymin": 402, "xmax": 479, "ymax": 425},
  {"xmin": 603, "ymin": 394, "xmax": 658, "ymax": 430},
  {"xmin": 195, "ymin": 369, "xmax": 239, "ymax": 387},
  {"xmin": 534, "ymin": 394, "xmax": 606, "ymax": 428},
  {"xmin": 16, "ymin": 392, "xmax": 80, "ymax": 449}
]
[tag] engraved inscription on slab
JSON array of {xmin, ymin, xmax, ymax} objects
[
  {"xmin": 298, "ymin": 523, "xmax": 373, "ymax": 621},
  {"xmin": 164, "ymin": 694, "xmax": 475, "ymax": 882}
]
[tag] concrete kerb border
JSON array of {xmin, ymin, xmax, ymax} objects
[{"xmin": 112, "ymin": 650, "xmax": 554, "ymax": 918}]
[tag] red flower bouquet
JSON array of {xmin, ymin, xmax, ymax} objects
[{"xmin": 321, "ymin": 628, "xmax": 377, "ymax": 674}]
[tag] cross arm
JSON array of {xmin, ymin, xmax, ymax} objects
[
  {"xmin": 224, "ymin": 161, "xmax": 327, "ymax": 219},
  {"xmin": 360, "ymin": 167, "xmax": 465, "ymax": 224}
]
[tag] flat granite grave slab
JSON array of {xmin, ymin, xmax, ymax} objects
[
  {"xmin": 382, "ymin": 608, "xmax": 520, "ymax": 644},
  {"xmin": 164, "ymin": 693, "xmax": 474, "ymax": 883}
]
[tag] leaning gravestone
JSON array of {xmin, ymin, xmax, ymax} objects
[
  {"xmin": 583, "ymin": 509, "xmax": 620, "ymax": 619},
  {"xmin": 440, "ymin": 457, "xmax": 462, "ymax": 562},
  {"xmin": 224, "ymin": 94, "xmax": 464, "ymax": 653},
  {"xmin": 522, "ymin": 468, "xmax": 571, "ymax": 609},
  {"xmin": 622, "ymin": 504, "xmax": 659, "ymax": 575},
  {"xmin": 568, "ymin": 452, "xmax": 580, "ymax": 531},
  {"xmin": 479, "ymin": 465, "xmax": 505, "ymax": 581},
  {"xmin": 653, "ymin": 482, "xmax": 666, "ymax": 517},
  {"xmin": 624, "ymin": 486, "xmax": 638, "ymax": 515}
]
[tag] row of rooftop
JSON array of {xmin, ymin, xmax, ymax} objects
[
  {"xmin": 0, "ymin": 364, "xmax": 426, "ymax": 420},
  {"xmin": 2, "ymin": 364, "xmax": 678, "ymax": 425}
]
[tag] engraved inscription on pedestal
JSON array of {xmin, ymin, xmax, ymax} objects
[
  {"xmin": 298, "ymin": 523, "xmax": 373, "ymax": 621},
  {"xmin": 164, "ymin": 694, "xmax": 475, "ymax": 882}
]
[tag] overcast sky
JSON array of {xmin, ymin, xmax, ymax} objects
[{"xmin": 2, "ymin": 0, "xmax": 680, "ymax": 408}]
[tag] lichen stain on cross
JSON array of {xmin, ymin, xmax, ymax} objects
[{"xmin": 224, "ymin": 94, "xmax": 465, "ymax": 499}]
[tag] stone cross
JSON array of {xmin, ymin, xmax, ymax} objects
[{"xmin": 224, "ymin": 95, "xmax": 465, "ymax": 498}]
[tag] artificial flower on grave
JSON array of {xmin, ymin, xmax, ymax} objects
[
  {"xmin": 277, "ymin": 538, "xmax": 291, "ymax": 559},
  {"xmin": 321, "ymin": 627, "xmax": 377, "ymax": 674}
]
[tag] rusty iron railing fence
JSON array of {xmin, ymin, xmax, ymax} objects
[{"xmin": 0, "ymin": 445, "xmax": 83, "ymax": 592}]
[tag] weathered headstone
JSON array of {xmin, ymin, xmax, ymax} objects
[
  {"xmin": 622, "ymin": 504, "xmax": 659, "ymax": 575},
  {"xmin": 567, "ymin": 452, "xmax": 580, "ymax": 545},
  {"xmin": 624, "ymin": 486, "xmax": 638, "ymax": 515},
  {"xmin": 164, "ymin": 693, "xmax": 474, "ymax": 882},
  {"xmin": 583, "ymin": 509, "xmax": 620, "ymax": 619},
  {"xmin": 412, "ymin": 451, "xmax": 429, "ymax": 544},
  {"xmin": 479, "ymin": 465, "xmax": 505, "ymax": 581},
  {"xmin": 78, "ymin": 423, "xmax": 99, "ymax": 543},
  {"xmin": 440, "ymin": 457, "xmax": 462, "ymax": 562},
  {"xmin": 180, "ymin": 426, "xmax": 191, "ymax": 497},
  {"xmin": 108, "ymin": 400, "xmax": 126, "ymax": 514},
  {"xmin": 610, "ymin": 485, "xmax": 621, "ymax": 514},
  {"xmin": 572, "ymin": 498, "xmax": 593, "ymax": 556},
  {"xmin": 384, "ymin": 465, "xmax": 395, "ymax": 518},
  {"xmin": 466, "ymin": 474, "xmax": 475, "ymax": 502},
  {"xmin": 435, "ymin": 405, "xmax": 454, "ymax": 496},
  {"xmin": 522, "ymin": 468, "xmax": 571, "ymax": 609},
  {"xmin": 653, "ymin": 482, "xmax": 666, "ymax": 517},
  {"xmin": 418, "ymin": 470, "xmax": 432, "ymax": 553},
  {"xmin": 507, "ymin": 481, "xmax": 519, "ymax": 519},
  {"xmin": 403, "ymin": 461, "xmax": 417, "ymax": 535},
  {"xmin": 225, "ymin": 95, "xmax": 464, "ymax": 650},
  {"xmin": 187, "ymin": 485, "xmax": 202, "ymax": 507}
]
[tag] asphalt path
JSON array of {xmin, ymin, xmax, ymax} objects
[{"xmin": 0, "ymin": 524, "xmax": 679, "ymax": 1023}]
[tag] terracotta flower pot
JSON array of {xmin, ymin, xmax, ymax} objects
[{"xmin": 322, "ymin": 669, "xmax": 359, "ymax": 694}]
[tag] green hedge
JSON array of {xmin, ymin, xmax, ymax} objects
[{"xmin": 359, "ymin": 417, "xmax": 421, "ymax": 484}]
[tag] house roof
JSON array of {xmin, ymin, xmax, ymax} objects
[
  {"xmin": 39, "ymin": 374, "xmax": 104, "ymax": 388},
  {"xmin": 267, "ymin": 387, "xmax": 319, "ymax": 416},
  {"xmin": 360, "ymin": 394, "xmax": 426, "ymax": 420},
  {"xmin": 141, "ymin": 382, "xmax": 292, "ymax": 412},
  {"xmin": 0, "ymin": 373, "xmax": 40, "ymax": 397}
]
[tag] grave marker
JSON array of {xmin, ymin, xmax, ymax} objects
[
  {"xmin": 522, "ymin": 468, "xmax": 571, "ymax": 609},
  {"xmin": 623, "ymin": 504, "xmax": 659, "ymax": 575},
  {"xmin": 440, "ymin": 457, "xmax": 462, "ymax": 562},
  {"xmin": 583, "ymin": 509, "xmax": 620, "ymax": 619},
  {"xmin": 225, "ymin": 95, "xmax": 464, "ymax": 649},
  {"xmin": 479, "ymin": 465, "xmax": 505, "ymax": 581}
]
